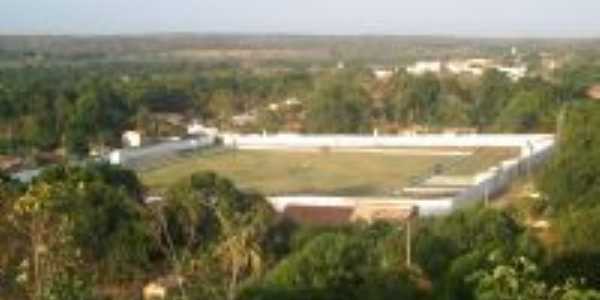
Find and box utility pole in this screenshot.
[405,206,418,268]
[406,217,411,267]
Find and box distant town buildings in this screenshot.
[187,120,219,136]
[446,58,493,76]
[372,67,397,81]
[540,52,560,71]
[495,65,528,81]
[232,111,258,127]
[406,58,527,81]
[406,61,442,76]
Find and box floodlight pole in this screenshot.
[527,140,534,180]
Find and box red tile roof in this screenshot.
[587,85,600,100]
[282,205,355,226]
[0,155,23,172]
[282,203,418,225]
[353,203,418,223]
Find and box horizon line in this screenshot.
[1,30,599,40]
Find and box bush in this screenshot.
[244,226,419,300]
[43,273,96,300]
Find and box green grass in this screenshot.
[140,148,518,196]
[445,148,520,175]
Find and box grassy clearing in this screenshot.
[140,148,518,196]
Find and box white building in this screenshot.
[187,120,219,136]
[446,61,482,76]
[444,58,527,81]
[540,52,559,71]
[232,112,258,127]
[372,69,395,81]
[446,59,493,76]
[495,65,528,81]
[109,150,122,165]
[268,103,280,111]
[284,97,302,106]
[406,61,442,76]
[122,131,142,148]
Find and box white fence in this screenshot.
[453,138,554,206]
[223,133,554,149]
[109,136,215,168]
[107,133,555,216]
[267,196,454,216]
[254,134,556,216]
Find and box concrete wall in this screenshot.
[259,134,556,216]
[109,136,215,167]
[223,133,554,149]
[453,139,555,207]
[108,133,553,217]
[268,196,454,216]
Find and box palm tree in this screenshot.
[213,210,264,300]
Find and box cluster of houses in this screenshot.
[366,47,560,82]
[121,120,219,149]
[370,59,528,82]
[112,95,307,167]
[405,58,528,81]
[110,120,220,167]
[232,97,304,128]
[372,67,401,81]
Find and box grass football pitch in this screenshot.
[140,148,517,196]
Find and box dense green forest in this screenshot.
[0,61,314,157]
[1,57,599,161]
[1,101,600,299]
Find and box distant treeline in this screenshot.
[2,34,600,64]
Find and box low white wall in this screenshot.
[109,136,215,167]
[453,140,555,206]
[224,133,554,149]
[261,134,556,216]
[268,196,454,216]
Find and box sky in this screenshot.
[1,0,600,37]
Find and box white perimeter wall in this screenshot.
[453,138,554,208]
[250,134,556,216]
[223,133,554,149]
[110,136,215,166]
[267,196,454,216]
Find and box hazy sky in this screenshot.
[2,0,600,37]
